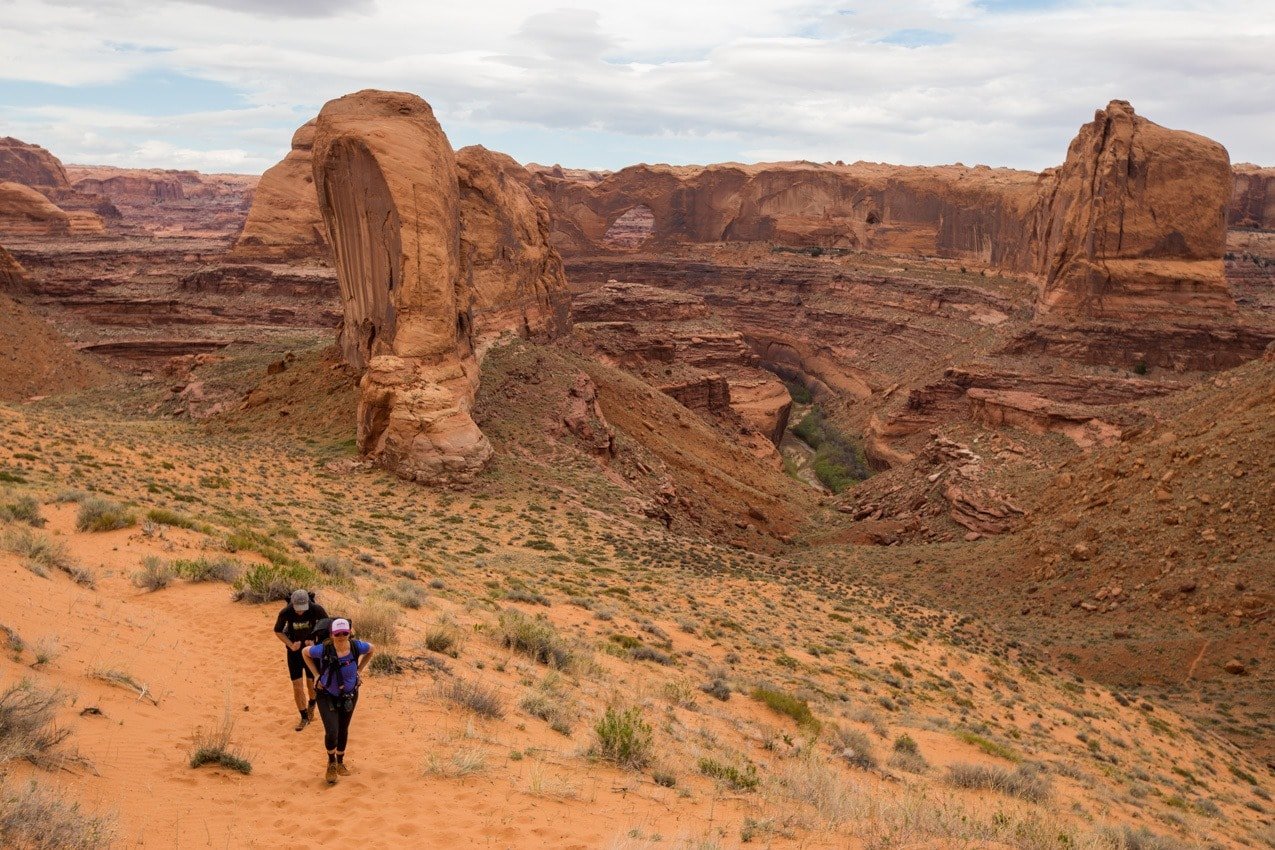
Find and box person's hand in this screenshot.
[290,641,301,651]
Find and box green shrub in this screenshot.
[752,686,820,732]
[232,563,319,604]
[131,556,174,592]
[173,555,242,583]
[955,730,1019,762]
[75,497,135,533]
[145,509,202,531]
[498,609,572,667]
[699,757,759,790]
[593,706,653,769]
[789,408,871,492]
[189,712,251,774]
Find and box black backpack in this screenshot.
[317,635,363,697]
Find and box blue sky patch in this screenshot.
[0,69,247,116]
[879,29,954,48]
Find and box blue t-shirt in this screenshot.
[306,640,371,694]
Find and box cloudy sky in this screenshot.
[2,0,1272,174]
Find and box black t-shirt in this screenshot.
[274,603,329,648]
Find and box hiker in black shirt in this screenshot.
[274,589,329,731]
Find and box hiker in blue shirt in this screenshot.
[302,618,374,784]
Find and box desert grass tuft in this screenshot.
[189,708,251,774]
[0,781,114,849]
[131,556,175,592]
[0,681,71,768]
[75,497,135,533]
[497,609,573,667]
[946,762,1050,802]
[752,685,820,731]
[173,555,242,583]
[592,706,653,770]
[438,677,505,719]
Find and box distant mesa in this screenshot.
[0,136,116,223]
[311,89,570,484]
[0,180,105,236]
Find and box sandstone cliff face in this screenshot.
[0,243,25,290]
[0,136,118,221]
[528,160,1040,265]
[456,145,571,344]
[1026,100,1234,322]
[66,165,257,237]
[312,90,570,484]
[233,121,327,258]
[1230,165,1275,230]
[0,180,105,235]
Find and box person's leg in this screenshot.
[334,692,357,774]
[316,693,340,783]
[304,669,317,719]
[287,651,310,730]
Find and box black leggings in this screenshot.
[315,691,359,753]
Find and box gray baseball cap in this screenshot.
[290,589,310,610]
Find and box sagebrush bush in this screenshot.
[831,725,877,770]
[2,529,91,586]
[593,706,653,770]
[0,781,114,849]
[498,609,572,667]
[131,556,174,592]
[75,497,135,533]
[439,678,505,719]
[947,762,1050,802]
[385,579,426,609]
[173,555,242,583]
[521,676,574,735]
[232,563,319,604]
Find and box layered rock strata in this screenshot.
[0,136,117,220]
[0,181,105,235]
[1230,165,1275,230]
[571,281,791,449]
[312,89,570,484]
[0,243,25,290]
[232,121,325,258]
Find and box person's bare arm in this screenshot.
[356,643,375,672]
[302,648,322,679]
[275,629,299,651]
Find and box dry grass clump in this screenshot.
[145,508,205,531]
[383,579,426,609]
[0,681,71,768]
[0,495,44,527]
[699,756,759,790]
[774,753,861,826]
[888,733,929,773]
[423,619,461,657]
[592,706,653,770]
[830,724,877,770]
[2,528,93,585]
[946,762,1051,803]
[75,497,135,533]
[173,555,242,583]
[353,599,400,647]
[498,609,573,667]
[0,781,114,849]
[424,747,487,778]
[438,677,505,720]
[90,668,158,705]
[520,674,575,735]
[189,708,251,774]
[132,556,175,592]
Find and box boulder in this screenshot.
[311,90,570,484]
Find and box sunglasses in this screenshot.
[332,631,351,636]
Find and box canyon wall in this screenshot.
[0,243,24,290]
[0,180,105,235]
[231,121,326,258]
[1230,165,1275,230]
[0,136,115,222]
[312,89,570,484]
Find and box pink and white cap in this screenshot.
[331,618,351,635]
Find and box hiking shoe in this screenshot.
[306,705,316,722]
[294,715,310,732]
[336,762,351,777]
[325,762,338,784]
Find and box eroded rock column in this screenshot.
[312,89,492,483]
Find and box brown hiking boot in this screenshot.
[336,762,351,776]
[325,762,338,784]
[294,714,310,732]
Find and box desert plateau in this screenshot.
[0,3,1271,849]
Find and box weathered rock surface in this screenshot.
[0,243,25,290]
[1230,164,1275,230]
[0,181,105,235]
[67,165,257,237]
[570,281,790,450]
[232,121,325,258]
[0,136,119,220]
[1027,100,1234,322]
[312,89,570,484]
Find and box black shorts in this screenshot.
[286,648,314,682]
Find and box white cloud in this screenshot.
[0,0,1271,173]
